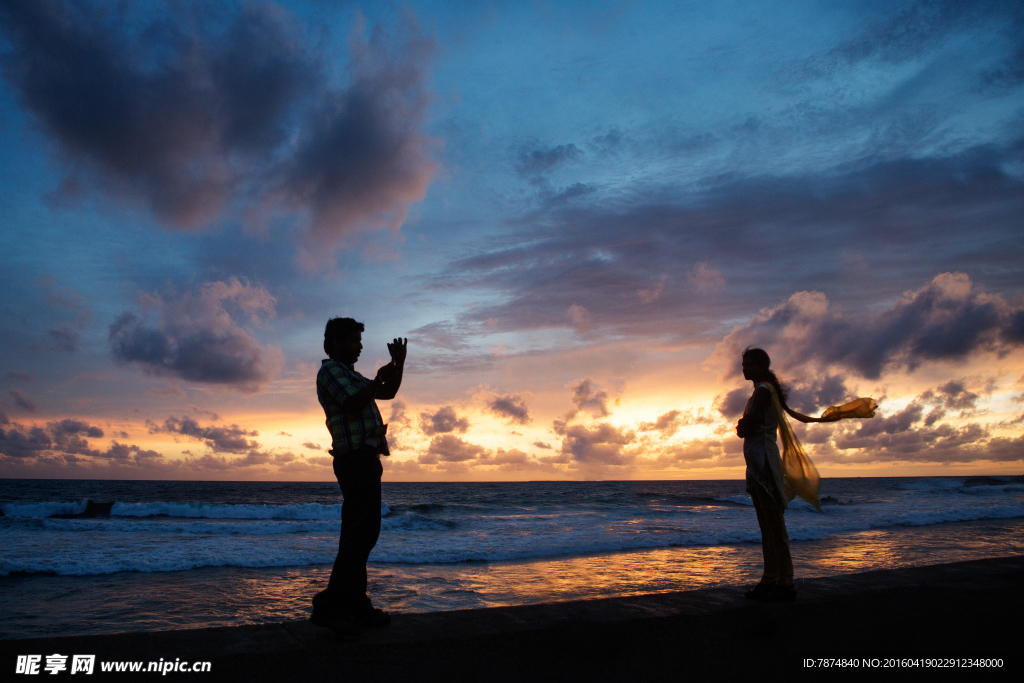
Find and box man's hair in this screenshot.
[324,317,364,356]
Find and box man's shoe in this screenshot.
[744,582,774,599]
[355,608,391,628]
[309,609,333,627]
[760,584,797,602]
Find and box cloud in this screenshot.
[713,273,1024,380]
[425,140,1024,349]
[283,16,438,251]
[38,274,85,309]
[47,326,79,353]
[516,142,582,176]
[785,375,851,414]
[910,378,984,425]
[149,415,260,453]
[715,388,749,419]
[0,423,331,477]
[9,389,36,411]
[0,0,313,227]
[682,373,1023,468]
[419,406,469,435]
[929,379,981,412]
[0,1,437,241]
[688,262,725,294]
[0,423,51,458]
[277,454,332,473]
[653,438,735,467]
[178,448,298,470]
[0,418,159,465]
[408,321,475,352]
[828,419,993,463]
[556,421,635,466]
[486,394,531,425]
[37,276,91,352]
[639,410,684,436]
[301,441,322,450]
[191,406,220,420]
[982,434,1024,461]
[478,447,543,471]
[179,453,236,471]
[387,400,410,425]
[636,278,665,305]
[419,433,487,463]
[797,379,1023,464]
[566,379,609,419]
[566,304,592,334]
[815,0,1018,72]
[844,402,923,439]
[109,278,282,392]
[92,442,163,463]
[637,408,715,436]
[52,419,104,439]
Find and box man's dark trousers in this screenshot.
[316,445,382,617]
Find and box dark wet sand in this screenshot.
[3,556,1021,680]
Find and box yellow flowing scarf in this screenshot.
[762,385,877,512]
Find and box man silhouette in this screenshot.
[311,317,407,633]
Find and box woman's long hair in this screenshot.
[742,347,788,407]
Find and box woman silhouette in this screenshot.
[736,347,876,601]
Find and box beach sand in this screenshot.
[3,555,1020,680]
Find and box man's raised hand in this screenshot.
[387,338,408,366]
[375,363,398,384]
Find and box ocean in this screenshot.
[2,476,1023,639]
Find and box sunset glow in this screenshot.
[1,0,1022,481]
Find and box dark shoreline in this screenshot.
[3,555,1021,680]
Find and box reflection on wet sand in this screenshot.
[374,517,1024,611]
[377,544,763,613]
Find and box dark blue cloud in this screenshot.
[283,18,438,248]
[486,394,531,425]
[516,142,582,176]
[0,0,437,242]
[716,388,748,419]
[555,421,635,466]
[108,278,282,392]
[9,388,35,411]
[419,433,485,463]
[428,141,1024,349]
[0,417,162,464]
[0,0,313,227]
[717,272,1024,380]
[419,406,469,435]
[149,415,259,453]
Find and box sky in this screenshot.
[0,0,1022,482]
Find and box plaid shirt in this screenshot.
[317,359,389,456]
